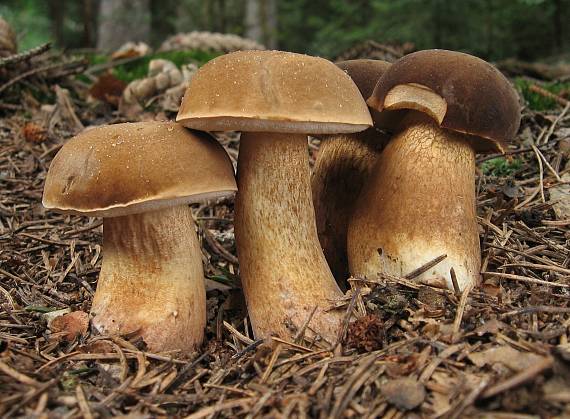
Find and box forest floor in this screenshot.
[1,46,570,418]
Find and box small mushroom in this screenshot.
[347,50,520,291]
[177,50,372,341]
[312,59,391,288]
[43,122,236,351]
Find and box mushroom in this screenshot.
[43,122,236,351]
[312,59,391,288]
[347,50,520,291]
[177,50,372,341]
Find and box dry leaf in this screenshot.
[381,377,426,410]
[50,311,89,342]
[111,41,151,60]
[89,73,127,106]
[549,172,570,220]
[468,346,544,372]
[471,319,504,336]
[21,122,48,143]
[80,340,114,354]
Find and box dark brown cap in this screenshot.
[176,50,372,134]
[43,122,237,217]
[336,59,391,130]
[367,49,521,152]
[336,59,391,100]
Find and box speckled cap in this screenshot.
[367,49,521,152]
[176,50,372,134]
[43,122,237,217]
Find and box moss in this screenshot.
[515,78,570,111]
[481,157,522,177]
[59,371,78,393]
[82,50,219,83]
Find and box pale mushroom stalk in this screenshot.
[236,132,343,341]
[92,205,206,351]
[348,113,480,290]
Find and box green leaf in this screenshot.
[25,305,58,313]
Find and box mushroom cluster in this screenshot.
[43,48,520,352]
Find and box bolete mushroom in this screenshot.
[347,50,520,291]
[43,122,236,351]
[312,59,391,288]
[177,50,372,341]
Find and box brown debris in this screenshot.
[89,73,127,106]
[381,377,426,410]
[496,58,570,80]
[335,39,414,62]
[21,122,48,143]
[346,314,385,352]
[0,16,17,57]
[49,311,89,342]
[468,345,545,372]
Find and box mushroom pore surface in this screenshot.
[236,132,344,342]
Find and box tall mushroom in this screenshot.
[312,59,391,288]
[43,122,237,351]
[177,50,372,341]
[347,50,520,291]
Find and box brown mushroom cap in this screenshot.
[367,49,521,152]
[176,50,372,134]
[336,59,391,102]
[43,122,236,217]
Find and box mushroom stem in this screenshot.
[312,129,387,288]
[91,205,206,351]
[348,114,481,290]
[235,132,343,341]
